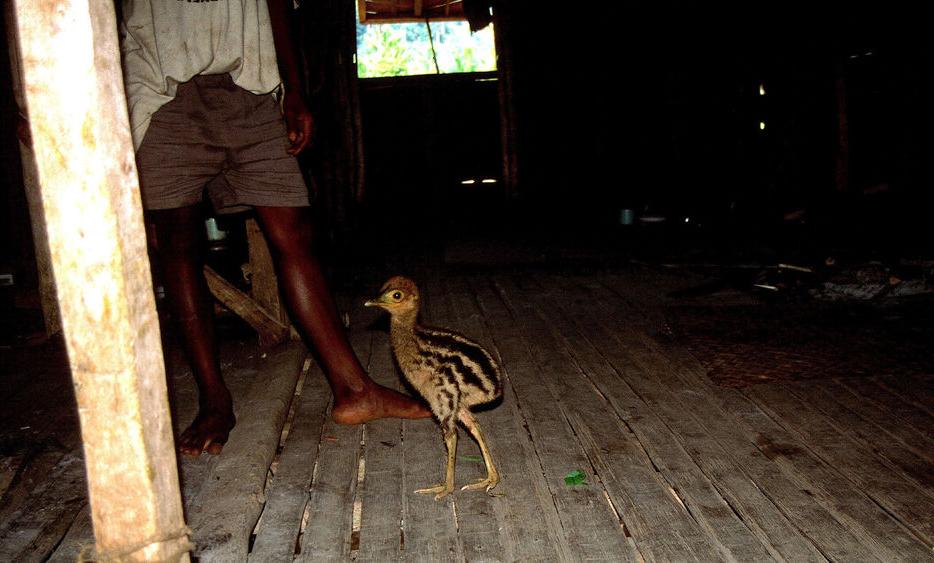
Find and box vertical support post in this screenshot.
[3,3,62,336]
[834,62,849,195]
[12,0,190,560]
[246,218,289,326]
[301,0,365,244]
[493,0,519,199]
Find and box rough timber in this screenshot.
[2,265,932,561]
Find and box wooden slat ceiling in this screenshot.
[358,0,465,23]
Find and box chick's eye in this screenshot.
[391,291,403,301]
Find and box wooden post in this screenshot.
[12,0,190,560]
[302,0,365,243]
[204,265,291,347]
[246,218,292,331]
[493,0,519,199]
[834,62,849,194]
[3,3,62,337]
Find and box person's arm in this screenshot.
[267,0,312,155]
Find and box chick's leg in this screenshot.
[458,410,499,492]
[415,430,457,500]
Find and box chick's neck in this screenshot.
[389,307,420,360]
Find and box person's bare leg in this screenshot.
[254,205,430,423]
[151,205,236,455]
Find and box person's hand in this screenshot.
[282,90,313,156]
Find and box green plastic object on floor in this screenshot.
[564,470,586,486]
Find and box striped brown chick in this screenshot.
[365,276,502,500]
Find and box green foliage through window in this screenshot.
[356,18,496,78]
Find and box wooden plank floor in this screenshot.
[1,265,933,561]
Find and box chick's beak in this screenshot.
[364,295,385,308]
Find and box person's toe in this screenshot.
[177,411,234,456]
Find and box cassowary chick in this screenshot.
[365,276,502,500]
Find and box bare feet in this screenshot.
[331,383,431,425]
[178,408,237,456]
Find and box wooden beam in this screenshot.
[245,218,294,338]
[3,4,61,337]
[187,343,307,560]
[357,0,466,23]
[358,15,465,24]
[834,62,849,194]
[204,265,290,348]
[493,0,519,199]
[357,0,368,23]
[12,0,190,560]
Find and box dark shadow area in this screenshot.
[666,291,934,387]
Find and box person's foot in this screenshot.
[331,383,431,424]
[178,407,237,456]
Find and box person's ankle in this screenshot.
[199,391,233,415]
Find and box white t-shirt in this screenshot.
[120,0,282,150]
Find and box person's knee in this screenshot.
[272,227,314,258]
[148,207,205,258]
[260,209,315,257]
[156,226,203,259]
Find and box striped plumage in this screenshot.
[366,276,502,499]
[401,325,503,422]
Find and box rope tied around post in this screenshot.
[77,526,193,562]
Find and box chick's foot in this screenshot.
[461,475,499,493]
[415,483,455,501]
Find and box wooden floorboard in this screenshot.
[46,502,92,561]
[3,263,934,562]
[564,277,833,562]
[355,340,407,562]
[804,379,934,465]
[0,448,85,562]
[840,377,934,443]
[491,274,708,562]
[875,372,934,416]
[726,385,932,560]
[249,357,330,563]
[0,445,71,537]
[296,332,369,561]
[174,338,263,519]
[395,273,465,562]
[592,274,928,560]
[744,382,934,545]
[433,278,508,562]
[189,341,306,561]
[475,275,640,561]
[529,273,783,562]
[430,275,568,562]
[783,380,934,489]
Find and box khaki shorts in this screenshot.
[136,74,310,212]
